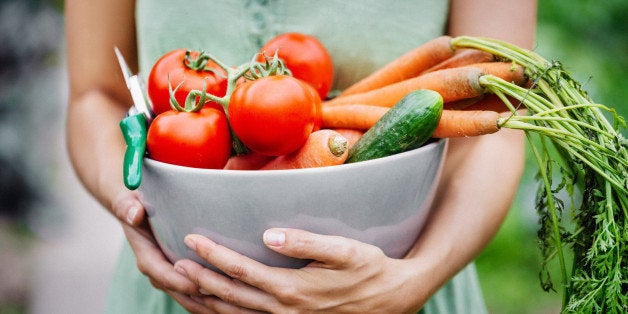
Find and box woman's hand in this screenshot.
[174,228,428,313]
[112,190,219,313]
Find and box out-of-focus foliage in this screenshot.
[0,0,62,224]
[535,0,628,134]
[476,1,628,313]
[0,1,63,313]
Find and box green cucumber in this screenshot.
[346,89,443,163]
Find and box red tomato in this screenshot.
[228,75,317,156]
[146,108,231,169]
[259,32,334,100]
[147,49,228,115]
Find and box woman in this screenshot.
[65,0,536,312]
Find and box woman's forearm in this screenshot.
[66,90,129,210]
[404,130,525,292]
[448,0,537,49]
[398,0,537,295]
[65,0,137,210]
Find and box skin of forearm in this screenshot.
[393,0,535,301]
[66,90,129,210]
[65,0,137,211]
[404,129,524,288]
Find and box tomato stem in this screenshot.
[168,79,186,111]
[183,50,228,74]
[168,78,206,113]
[181,51,292,156]
[186,52,290,112]
[244,51,292,80]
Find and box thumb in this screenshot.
[112,190,145,226]
[262,228,368,267]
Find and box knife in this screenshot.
[114,47,154,190]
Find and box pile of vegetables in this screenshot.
[137,32,627,312]
[144,33,449,171]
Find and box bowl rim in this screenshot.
[143,138,447,176]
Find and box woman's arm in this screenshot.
[65,0,137,204]
[174,0,537,312]
[449,0,537,49]
[402,0,538,299]
[64,1,210,312]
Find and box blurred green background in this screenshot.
[0,1,626,313]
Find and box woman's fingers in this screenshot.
[174,259,277,312]
[168,290,264,314]
[176,231,406,312]
[262,228,382,268]
[113,191,198,295]
[180,235,284,295]
[191,295,269,314]
[166,291,216,314]
[112,190,145,226]
[122,224,199,295]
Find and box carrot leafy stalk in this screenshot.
[452,36,627,313]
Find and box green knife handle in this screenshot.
[120,114,147,190]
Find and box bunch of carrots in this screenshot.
[320,35,525,137]
[246,35,627,313]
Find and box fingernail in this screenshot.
[126,206,139,224]
[174,265,187,277]
[263,229,285,247]
[184,235,197,250]
[199,288,211,295]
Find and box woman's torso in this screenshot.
[136,0,449,94]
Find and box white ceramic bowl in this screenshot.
[139,139,447,270]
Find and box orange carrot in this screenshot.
[332,128,364,148]
[321,104,388,130]
[260,130,349,170]
[446,94,524,113]
[421,49,495,74]
[325,62,526,107]
[444,96,483,110]
[224,151,275,170]
[459,94,515,112]
[432,110,500,138]
[463,62,528,86]
[319,102,499,138]
[339,36,455,96]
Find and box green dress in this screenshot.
[106,1,488,313]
